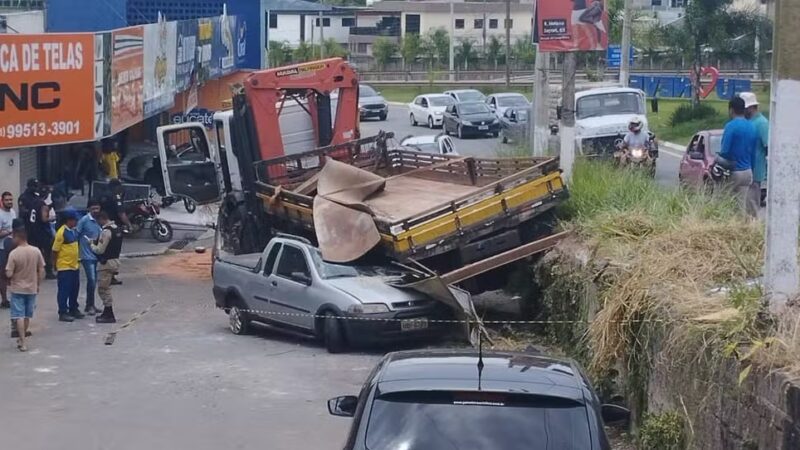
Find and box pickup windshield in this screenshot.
[461,103,491,115]
[456,91,485,102]
[309,250,411,279]
[497,95,529,107]
[576,92,644,120]
[429,96,455,107]
[366,391,592,449]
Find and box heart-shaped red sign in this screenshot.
[692,66,720,99]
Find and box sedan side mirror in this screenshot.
[601,404,631,425]
[328,395,358,417]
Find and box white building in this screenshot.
[265,0,354,49]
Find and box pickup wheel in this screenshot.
[229,304,251,335]
[323,311,347,353]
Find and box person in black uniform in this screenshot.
[90,211,123,323]
[19,179,55,279]
[99,179,129,285]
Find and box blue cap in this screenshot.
[62,207,79,221]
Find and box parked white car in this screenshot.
[409,94,455,129]
[444,89,486,103]
[486,93,531,120]
[399,134,459,155]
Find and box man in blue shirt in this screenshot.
[76,199,103,315]
[718,96,758,217]
[740,92,769,207]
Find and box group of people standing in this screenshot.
[0,181,126,352]
[718,92,769,217]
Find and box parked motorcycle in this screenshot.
[126,197,174,243]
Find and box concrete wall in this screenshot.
[535,239,800,449]
[3,10,44,33]
[269,13,352,47]
[0,150,22,198]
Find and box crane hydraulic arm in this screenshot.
[242,58,361,161]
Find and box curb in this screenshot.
[387,101,407,107]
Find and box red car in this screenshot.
[678,129,723,187]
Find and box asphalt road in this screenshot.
[361,104,683,187]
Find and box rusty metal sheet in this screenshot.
[313,159,386,262]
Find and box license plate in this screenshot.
[401,318,429,331]
[478,125,489,130]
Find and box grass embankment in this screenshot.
[558,161,797,406]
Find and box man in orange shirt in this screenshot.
[6,227,45,352]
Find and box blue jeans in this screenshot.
[10,293,37,319]
[56,270,80,315]
[82,260,98,308]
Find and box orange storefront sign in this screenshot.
[111,26,145,133]
[0,33,95,149]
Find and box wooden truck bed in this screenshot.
[253,135,567,263]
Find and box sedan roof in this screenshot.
[376,350,587,402]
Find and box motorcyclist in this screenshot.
[620,117,650,152]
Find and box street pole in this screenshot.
[449,1,455,81]
[483,0,487,55]
[619,0,632,86]
[559,52,576,180]
[319,11,325,59]
[531,47,550,155]
[764,0,800,314]
[505,0,511,87]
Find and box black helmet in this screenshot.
[26,178,39,190]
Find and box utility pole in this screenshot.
[449,1,455,81]
[764,0,800,314]
[619,0,632,86]
[482,0,487,55]
[531,0,549,156]
[559,52,576,180]
[505,0,511,87]
[319,11,325,59]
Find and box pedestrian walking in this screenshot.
[718,96,758,217]
[740,92,769,208]
[52,208,83,322]
[6,227,45,352]
[0,191,18,309]
[90,211,123,323]
[77,199,103,315]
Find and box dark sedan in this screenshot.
[359,84,388,121]
[328,349,630,450]
[442,102,500,139]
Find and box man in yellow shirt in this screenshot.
[102,139,121,180]
[52,208,83,322]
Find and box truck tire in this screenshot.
[229,303,252,335]
[323,311,347,353]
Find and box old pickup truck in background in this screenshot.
[212,234,454,353]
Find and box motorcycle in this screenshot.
[126,196,174,243]
[613,133,659,177]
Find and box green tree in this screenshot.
[512,34,536,68]
[422,28,450,69]
[372,37,398,70]
[486,35,504,70]
[322,38,349,58]
[400,33,422,70]
[293,41,315,62]
[454,38,478,71]
[268,40,292,67]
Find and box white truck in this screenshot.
[568,87,653,156]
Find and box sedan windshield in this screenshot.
[429,96,455,107]
[405,142,439,153]
[576,92,644,119]
[497,95,529,107]
[361,85,378,97]
[366,391,592,450]
[457,91,485,102]
[309,250,412,280]
[460,103,491,115]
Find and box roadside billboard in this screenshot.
[110,26,144,133]
[212,14,237,78]
[536,0,608,52]
[143,20,177,117]
[175,19,198,92]
[197,17,214,83]
[0,33,95,149]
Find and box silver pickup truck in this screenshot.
[212,235,453,353]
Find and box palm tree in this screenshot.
[486,35,504,70]
[512,34,536,69]
[455,39,478,71]
[400,33,422,71]
[372,37,398,70]
[322,38,348,59]
[268,40,292,67]
[293,41,315,63]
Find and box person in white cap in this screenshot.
[740,92,768,207]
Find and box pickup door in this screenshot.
[263,244,318,330]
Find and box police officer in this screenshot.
[99,179,129,285]
[89,211,124,323]
[19,179,55,279]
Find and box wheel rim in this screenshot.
[156,223,169,237]
[229,307,242,333]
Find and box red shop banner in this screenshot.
[536,0,609,52]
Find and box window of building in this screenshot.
[489,19,498,29]
[671,0,685,6]
[455,19,465,29]
[269,13,278,29]
[315,17,331,27]
[342,17,355,27]
[651,0,662,5]
[474,19,484,29]
[505,18,513,29]
[405,14,421,34]
[357,43,369,54]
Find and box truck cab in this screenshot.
[572,87,648,156]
